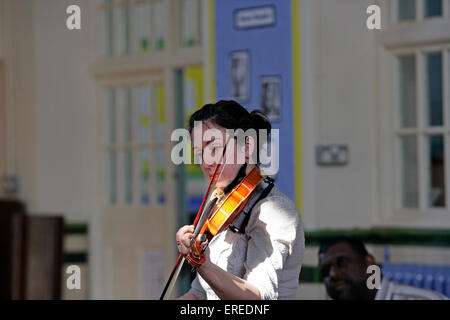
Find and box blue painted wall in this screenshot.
[215,0,295,200]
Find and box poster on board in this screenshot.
[260,76,281,122]
[230,51,250,102]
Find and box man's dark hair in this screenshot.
[319,236,369,258]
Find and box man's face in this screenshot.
[318,242,371,300]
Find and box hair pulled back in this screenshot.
[188,100,271,164]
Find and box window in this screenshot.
[151,1,165,50]
[93,0,205,299]
[134,1,151,52]
[376,0,450,219]
[396,0,446,21]
[395,49,449,210]
[105,84,167,207]
[101,0,167,56]
[398,0,416,21]
[112,0,130,55]
[425,0,443,17]
[181,0,201,47]
[101,0,203,56]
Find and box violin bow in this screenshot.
[159,134,233,300]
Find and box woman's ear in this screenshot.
[244,136,257,164]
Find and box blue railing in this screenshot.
[381,263,450,297]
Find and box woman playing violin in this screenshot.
[176,100,304,300]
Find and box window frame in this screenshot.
[94,0,205,209]
[100,0,203,57]
[393,45,449,212]
[391,0,450,23]
[377,0,450,226]
[393,45,449,215]
[102,76,170,209]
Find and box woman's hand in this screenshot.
[176,225,259,299]
[176,225,195,256]
[176,225,210,268]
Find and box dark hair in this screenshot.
[319,236,369,259]
[188,100,271,163]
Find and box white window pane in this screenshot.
[428,135,445,208]
[181,0,200,47]
[400,136,419,208]
[103,1,113,56]
[154,84,166,142]
[136,86,151,143]
[138,148,151,205]
[113,0,130,55]
[116,88,131,144]
[398,0,416,21]
[123,149,133,204]
[124,87,132,142]
[425,0,443,17]
[155,148,167,205]
[135,2,150,52]
[398,55,417,128]
[425,52,443,127]
[152,1,164,50]
[108,150,117,205]
[106,88,116,144]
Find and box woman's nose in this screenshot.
[202,160,216,169]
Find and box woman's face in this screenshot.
[191,121,250,189]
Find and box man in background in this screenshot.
[318,237,448,300]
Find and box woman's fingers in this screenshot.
[176,225,194,242]
[176,225,195,256]
[175,225,212,258]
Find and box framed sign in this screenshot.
[234,6,276,30]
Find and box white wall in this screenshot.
[1,0,37,208]
[2,0,101,222]
[32,0,101,222]
[302,0,380,229]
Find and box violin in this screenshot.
[186,167,263,268]
[159,143,264,299]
